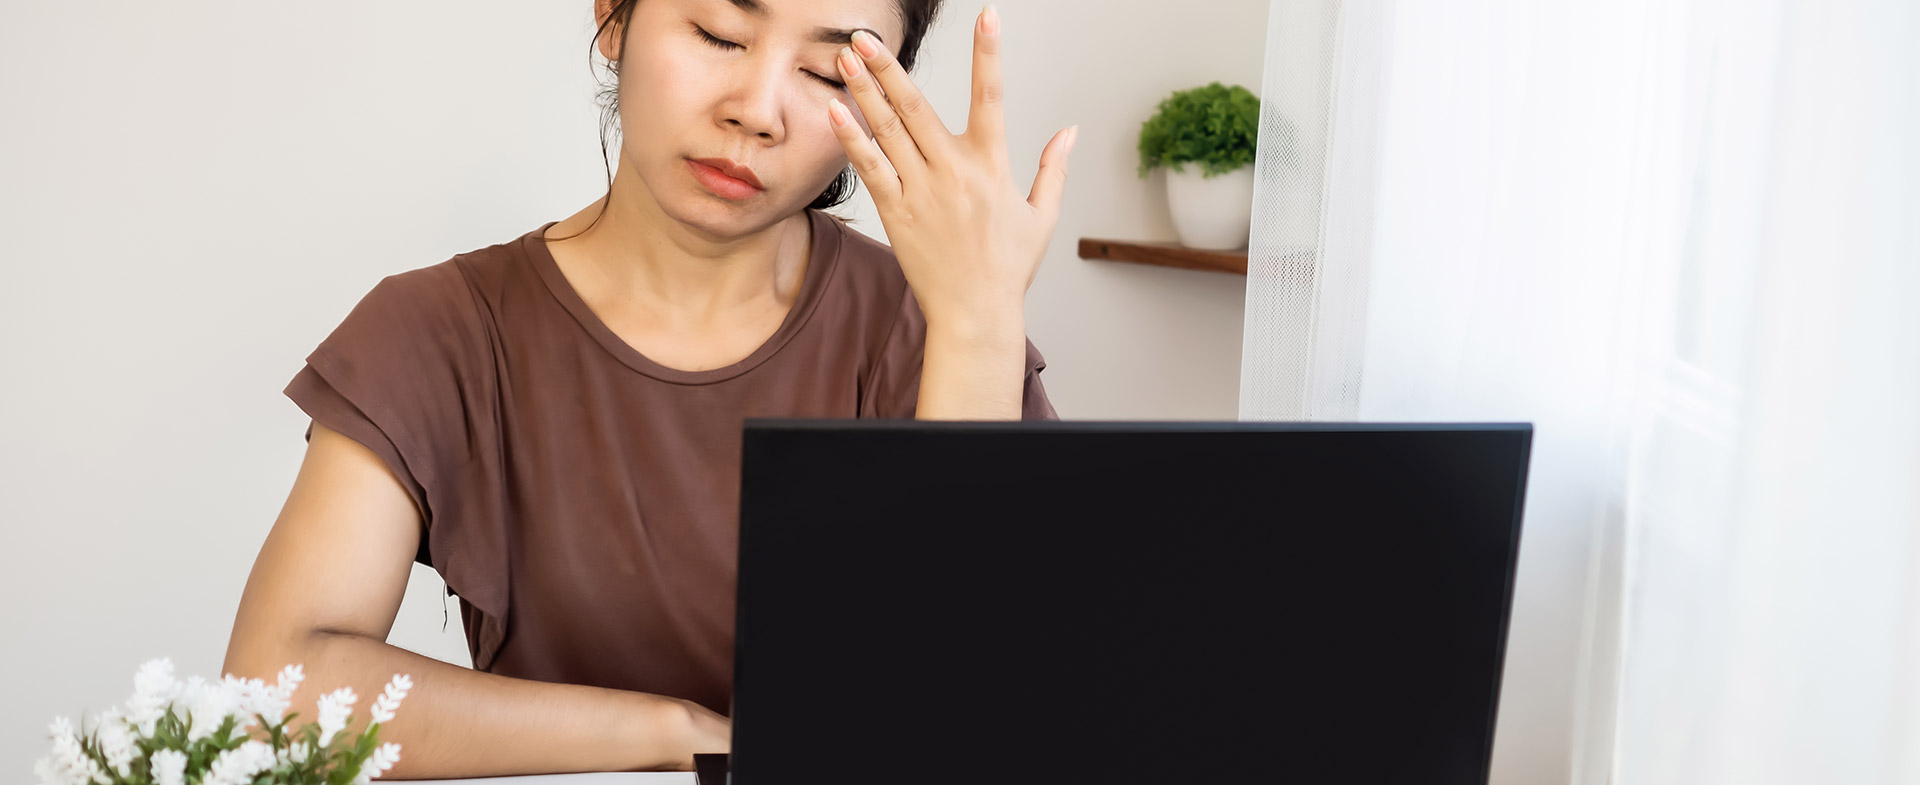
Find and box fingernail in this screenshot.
[838,46,862,77]
[852,30,881,58]
[983,4,1000,36]
[1066,125,1080,154]
[828,98,850,128]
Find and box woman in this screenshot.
[221,0,1076,777]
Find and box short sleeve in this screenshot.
[860,286,1060,420]
[285,365,432,565]
[282,261,512,668]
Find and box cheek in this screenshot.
[620,39,710,128]
[799,94,861,164]
[632,50,699,114]
[803,121,852,177]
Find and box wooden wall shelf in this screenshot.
[1077,237,1249,275]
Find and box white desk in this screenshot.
[413,773,696,785]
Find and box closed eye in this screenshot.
[693,26,848,91]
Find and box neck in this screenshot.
[547,157,811,323]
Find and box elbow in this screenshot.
[222,623,337,682]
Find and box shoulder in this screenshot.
[328,260,485,356]
[293,248,504,478]
[359,230,526,326]
[329,224,542,354]
[817,209,911,302]
[358,259,472,314]
[308,237,518,394]
[812,210,918,347]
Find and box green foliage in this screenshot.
[1136,82,1262,178]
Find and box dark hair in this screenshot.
[551,0,947,241]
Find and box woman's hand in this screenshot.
[632,694,731,772]
[827,5,1079,332]
[678,698,732,760]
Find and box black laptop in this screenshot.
[704,420,1532,785]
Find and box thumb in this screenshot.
[1026,125,1078,217]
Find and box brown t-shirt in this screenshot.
[283,207,1057,716]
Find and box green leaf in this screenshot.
[1135,82,1273,179]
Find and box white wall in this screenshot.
[0,0,1264,773]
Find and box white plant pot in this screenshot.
[1164,163,1255,250]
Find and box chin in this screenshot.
[670,195,785,237]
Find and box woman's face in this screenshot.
[599,0,903,233]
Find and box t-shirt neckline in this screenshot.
[523,207,844,385]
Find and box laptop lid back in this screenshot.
[732,420,1532,785]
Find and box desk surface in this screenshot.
[411,773,695,785]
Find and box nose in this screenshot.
[718,56,788,143]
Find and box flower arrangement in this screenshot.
[33,659,413,785]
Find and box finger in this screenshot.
[1026,125,1078,219]
[837,44,927,186]
[828,97,901,208]
[849,29,956,168]
[968,5,1009,173]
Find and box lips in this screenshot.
[688,158,764,190]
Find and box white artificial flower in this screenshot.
[368,674,413,724]
[94,708,139,777]
[173,675,208,734]
[263,664,305,725]
[175,674,206,704]
[148,749,188,785]
[351,742,403,785]
[185,675,240,742]
[202,740,276,785]
[125,658,181,736]
[288,740,313,764]
[316,686,357,748]
[37,717,106,785]
[221,674,270,731]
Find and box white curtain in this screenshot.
[1242,1,1920,784]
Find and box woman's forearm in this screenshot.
[226,630,698,778]
[915,307,1027,420]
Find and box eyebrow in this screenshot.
[720,0,886,45]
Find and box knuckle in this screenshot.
[897,93,927,118]
[979,81,1004,106]
[872,113,905,139]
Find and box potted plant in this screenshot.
[1136,82,1261,250]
